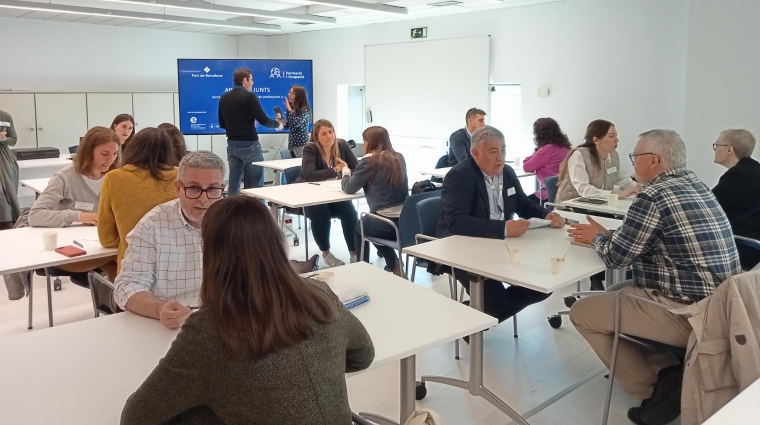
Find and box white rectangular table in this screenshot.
[16,154,72,170]
[17,155,72,207]
[20,178,50,195]
[0,262,495,425]
[420,166,535,180]
[252,157,303,185]
[548,196,634,218]
[402,210,621,424]
[242,182,365,259]
[0,225,117,329]
[703,378,760,424]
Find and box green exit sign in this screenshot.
[411,27,427,39]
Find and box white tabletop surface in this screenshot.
[403,211,622,294]
[252,157,303,171]
[20,178,50,194]
[703,378,760,424]
[0,262,495,425]
[16,154,73,170]
[419,166,535,179]
[242,181,365,208]
[0,225,117,275]
[554,196,633,216]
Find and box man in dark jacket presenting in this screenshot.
[218,68,282,195]
[437,125,565,323]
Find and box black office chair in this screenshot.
[735,235,760,271]
[544,175,559,210]
[68,145,77,154]
[279,150,292,160]
[431,154,449,183]
[32,267,89,328]
[278,166,305,244]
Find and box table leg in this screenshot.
[421,275,530,425]
[273,170,282,186]
[360,355,416,425]
[46,274,53,327]
[303,207,309,261]
[28,279,33,330]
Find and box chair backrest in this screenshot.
[398,191,441,249]
[88,271,118,316]
[416,196,442,238]
[545,175,559,203]
[279,150,292,160]
[283,166,301,185]
[68,145,78,154]
[735,235,760,252]
[435,154,448,169]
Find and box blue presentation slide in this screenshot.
[177,59,313,135]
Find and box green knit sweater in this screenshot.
[120,279,375,425]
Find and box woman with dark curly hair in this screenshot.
[522,117,572,203]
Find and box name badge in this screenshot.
[607,167,617,174]
[74,201,95,211]
[0,121,10,127]
[507,187,516,196]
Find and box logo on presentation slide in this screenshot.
[190,117,198,124]
[204,67,211,73]
[269,68,282,78]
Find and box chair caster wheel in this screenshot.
[293,236,299,246]
[54,279,62,291]
[415,381,427,400]
[564,296,577,308]
[548,315,562,329]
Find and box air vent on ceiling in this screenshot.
[428,0,462,6]
[294,21,315,25]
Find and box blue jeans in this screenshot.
[227,142,264,195]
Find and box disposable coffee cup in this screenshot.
[550,258,565,274]
[607,193,619,206]
[506,250,522,266]
[314,271,335,286]
[42,231,58,251]
[514,157,522,168]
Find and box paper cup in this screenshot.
[607,193,619,206]
[42,231,58,251]
[506,250,521,266]
[550,258,565,274]
[514,157,522,168]
[314,271,335,286]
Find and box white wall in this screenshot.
[0,18,238,92]
[268,0,690,159]
[683,0,760,186]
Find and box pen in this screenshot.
[308,182,320,185]
[73,240,84,248]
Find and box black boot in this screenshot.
[628,365,683,425]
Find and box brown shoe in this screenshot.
[392,263,407,279]
[290,255,320,274]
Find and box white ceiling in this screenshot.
[0,0,563,36]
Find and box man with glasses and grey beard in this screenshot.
[114,151,317,329]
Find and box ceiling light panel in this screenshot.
[0,0,281,31]
[97,0,336,24]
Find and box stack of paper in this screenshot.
[331,280,370,310]
[319,180,343,192]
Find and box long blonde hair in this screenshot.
[309,119,341,166]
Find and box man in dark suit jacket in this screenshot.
[446,108,487,167]
[712,129,760,269]
[437,125,566,323]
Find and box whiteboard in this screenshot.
[364,36,490,141]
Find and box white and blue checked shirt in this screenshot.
[114,199,202,309]
[592,168,741,303]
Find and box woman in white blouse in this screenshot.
[555,119,639,203]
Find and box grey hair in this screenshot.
[638,130,687,170]
[178,150,226,179]
[718,129,756,159]
[471,125,505,149]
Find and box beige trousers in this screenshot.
[569,283,692,399]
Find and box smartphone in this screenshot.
[564,218,579,225]
[576,197,608,205]
[274,106,283,120]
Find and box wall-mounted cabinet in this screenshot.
[86,93,133,129]
[35,93,88,152]
[0,93,37,149]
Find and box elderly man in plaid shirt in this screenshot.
[567,130,741,425]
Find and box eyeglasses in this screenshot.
[179,182,225,199]
[628,152,658,165]
[712,143,731,151]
